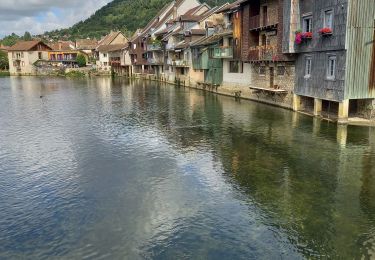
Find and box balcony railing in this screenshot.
[212,47,233,59]
[166,43,175,50]
[147,57,164,64]
[249,13,278,30]
[248,45,278,61]
[168,59,189,66]
[147,43,162,51]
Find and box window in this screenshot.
[327,55,336,80]
[305,56,312,77]
[277,66,285,76]
[229,61,243,73]
[38,52,42,59]
[303,16,313,32]
[103,53,107,58]
[104,62,108,66]
[259,66,266,76]
[133,43,137,49]
[324,10,333,29]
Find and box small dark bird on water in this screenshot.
[40,96,43,98]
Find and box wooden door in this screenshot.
[263,6,268,26]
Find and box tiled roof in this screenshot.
[76,39,98,49]
[97,44,127,53]
[98,31,127,46]
[49,41,75,51]
[7,40,52,51]
[215,0,246,13]
[190,31,231,47]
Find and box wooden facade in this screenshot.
[344,0,375,100]
[292,0,348,101]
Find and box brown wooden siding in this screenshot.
[233,10,242,60]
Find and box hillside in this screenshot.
[43,0,231,40]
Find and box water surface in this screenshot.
[1,77,375,259]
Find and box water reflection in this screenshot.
[0,77,374,259]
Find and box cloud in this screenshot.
[0,0,112,37]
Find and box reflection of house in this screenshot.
[7,40,52,75]
[96,31,128,71]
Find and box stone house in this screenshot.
[7,41,52,75]
[96,31,128,71]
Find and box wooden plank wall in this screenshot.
[344,0,375,99]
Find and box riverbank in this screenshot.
[0,71,10,76]
[129,73,375,127]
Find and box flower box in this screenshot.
[295,31,313,45]
[319,28,333,36]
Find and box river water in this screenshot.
[1,77,375,259]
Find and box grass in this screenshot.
[65,71,86,78]
[0,71,10,76]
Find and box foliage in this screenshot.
[41,0,231,40]
[0,50,8,70]
[23,31,32,41]
[76,54,87,67]
[0,71,10,77]
[1,33,20,46]
[65,70,86,78]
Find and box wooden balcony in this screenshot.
[249,14,278,31]
[248,45,278,62]
[249,15,260,30]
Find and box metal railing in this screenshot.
[212,47,233,59]
[147,43,162,51]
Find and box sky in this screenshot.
[0,0,112,38]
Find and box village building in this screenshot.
[128,0,202,75]
[75,39,98,60]
[285,0,375,122]
[48,41,88,67]
[96,31,128,72]
[7,40,52,75]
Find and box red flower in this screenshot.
[302,32,313,38]
[319,28,332,34]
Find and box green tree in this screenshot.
[1,33,20,46]
[23,31,32,41]
[0,50,9,70]
[76,54,87,67]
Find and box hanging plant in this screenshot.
[295,30,312,45]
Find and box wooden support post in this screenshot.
[314,98,322,116]
[338,99,349,123]
[293,94,301,111]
